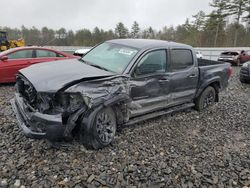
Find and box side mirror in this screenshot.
[0,56,8,61]
[135,63,162,76]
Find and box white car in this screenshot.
[73,48,91,57]
[217,51,240,66]
[196,51,203,59]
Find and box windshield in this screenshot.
[82,42,138,73]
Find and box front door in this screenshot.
[0,49,34,83]
[129,49,171,117]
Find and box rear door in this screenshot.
[129,49,171,117]
[0,49,34,82]
[168,48,199,105]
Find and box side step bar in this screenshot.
[124,103,195,126]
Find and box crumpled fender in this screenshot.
[79,92,130,148]
[195,76,221,98]
[82,92,130,133]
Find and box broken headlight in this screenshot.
[56,93,84,112]
[82,95,93,108]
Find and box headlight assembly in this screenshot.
[56,93,84,112]
[69,93,84,111]
[83,95,93,108]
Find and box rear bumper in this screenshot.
[11,94,64,139]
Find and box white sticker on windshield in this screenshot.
[118,49,136,56]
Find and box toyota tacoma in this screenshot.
[11,39,232,149]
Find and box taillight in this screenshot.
[228,66,233,77]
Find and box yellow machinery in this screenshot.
[0,31,25,52]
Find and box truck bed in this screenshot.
[196,58,231,95]
[198,58,226,66]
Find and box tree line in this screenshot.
[1,0,250,47]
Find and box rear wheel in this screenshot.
[195,86,216,111]
[240,77,246,83]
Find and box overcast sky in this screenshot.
[1,0,213,31]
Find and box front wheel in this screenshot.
[195,86,216,111]
[81,107,117,149]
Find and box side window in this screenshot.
[7,50,33,59]
[56,53,65,57]
[171,49,193,70]
[134,50,167,76]
[36,50,57,58]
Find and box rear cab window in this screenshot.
[170,49,194,71]
[221,52,239,56]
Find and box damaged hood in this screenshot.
[19,59,115,92]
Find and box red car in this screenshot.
[0,47,78,83]
[239,50,250,64]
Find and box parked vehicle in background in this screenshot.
[73,48,91,57]
[11,39,232,149]
[0,47,78,83]
[238,50,250,64]
[196,51,203,59]
[217,51,240,66]
[240,61,250,83]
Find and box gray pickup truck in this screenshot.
[11,39,232,149]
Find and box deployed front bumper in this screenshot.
[11,93,65,139]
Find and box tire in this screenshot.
[195,86,216,111]
[240,78,246,83]
[81,107,117,149]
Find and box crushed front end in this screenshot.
[11,75,87,141]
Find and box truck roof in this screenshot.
[107,39,192,50]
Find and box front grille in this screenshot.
[16,75,37,105]
[240,67,249,76]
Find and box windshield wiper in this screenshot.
[79,58,87,64]
[80,59,111,72]
[89,64,110,72]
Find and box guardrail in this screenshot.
[195,47,250,60]
[46,46,250,61]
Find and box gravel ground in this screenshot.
[0,67,250,188]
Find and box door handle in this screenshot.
[159,78,169,83]
[188,74,197,78]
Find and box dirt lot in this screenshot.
[0,67,250,188]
